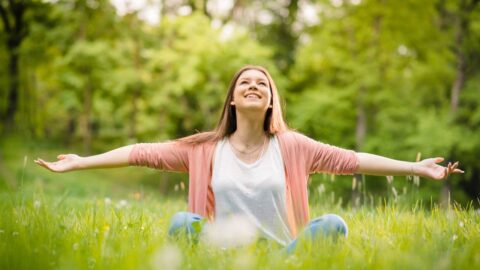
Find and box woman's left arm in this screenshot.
[355,153,464,180]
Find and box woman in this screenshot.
[35,65,462,250]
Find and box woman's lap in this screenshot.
[167,211,348,252]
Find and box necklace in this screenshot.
[228,135,268,161]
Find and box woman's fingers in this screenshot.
[439,161,464,179]
[35,158,60,172]
[452,162,463,173]
[34,158,46,167]
[420,158,464,180]
[35,159,51,170]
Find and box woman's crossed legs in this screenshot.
[168,211,348,253]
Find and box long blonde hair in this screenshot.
[179,65,289,144]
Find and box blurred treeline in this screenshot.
[0,0,479,206]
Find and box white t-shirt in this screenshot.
[211,136,293,246]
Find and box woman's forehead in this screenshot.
[238,69,268,81]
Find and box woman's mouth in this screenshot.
[245,93,261,99]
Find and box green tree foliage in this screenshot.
[1,0,479,204]
[289,0,480,204]
[143,13,276,140]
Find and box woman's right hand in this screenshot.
[35,154,83,173]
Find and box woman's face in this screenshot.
[231,69,272,114]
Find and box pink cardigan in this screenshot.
[129,131,358,236]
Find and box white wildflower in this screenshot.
[202,215,258,249]
[459,221,464,228]
[391,187,398,198]
[452,234,458,241]
[150,244,182,270]
[386,175,394,184]
[180,181,185,191]
[116,199,128,209]
[317,184,325,195]
[73,243,79,251]
[34,200,41,209]
[104,197,112,205]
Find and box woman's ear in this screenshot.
[230,101,235,106]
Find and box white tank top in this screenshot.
[211,136,293,246]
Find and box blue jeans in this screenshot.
[168,212,205,241]
[285,214,348,253]
[168,212,348,252]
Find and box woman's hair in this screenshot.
[179,65,289,144]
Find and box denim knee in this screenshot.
[285,213,348,254]
[309,213,348,237]
[168,211,204,236]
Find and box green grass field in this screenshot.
[1,189,479,270]
[1,137,479,270]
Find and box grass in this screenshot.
[1,188,479,270]
[1,136,479,269]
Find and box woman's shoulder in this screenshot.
[276,129,311,143]
[176,131,218,146]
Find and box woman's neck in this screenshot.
[230,113,266,147]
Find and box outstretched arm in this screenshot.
[35,145,134,173]
[355,153,464,180]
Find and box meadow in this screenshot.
[1,138,479,270]
[1,185,479,270]
[1,1,479,269]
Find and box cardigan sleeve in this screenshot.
[294,133,358,175]
[128,141,189,172]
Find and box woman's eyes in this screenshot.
[239,81,267,86]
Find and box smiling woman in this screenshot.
[35,65,463,251]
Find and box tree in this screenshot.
[438,0,480,205]
[0,0,29,131]
[288,0,474,205]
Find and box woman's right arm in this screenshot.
[35,145,134,173]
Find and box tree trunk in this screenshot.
[81,78,93,154]
[440,0,475,207]
[129,39,141,140]
[5,49,19,130]
[0,1,26,132]
[450,3,467,115]
[351,3,384,207]
[352,86,366,207]
[129,88,139,140]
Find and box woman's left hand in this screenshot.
[415,157,464,180]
